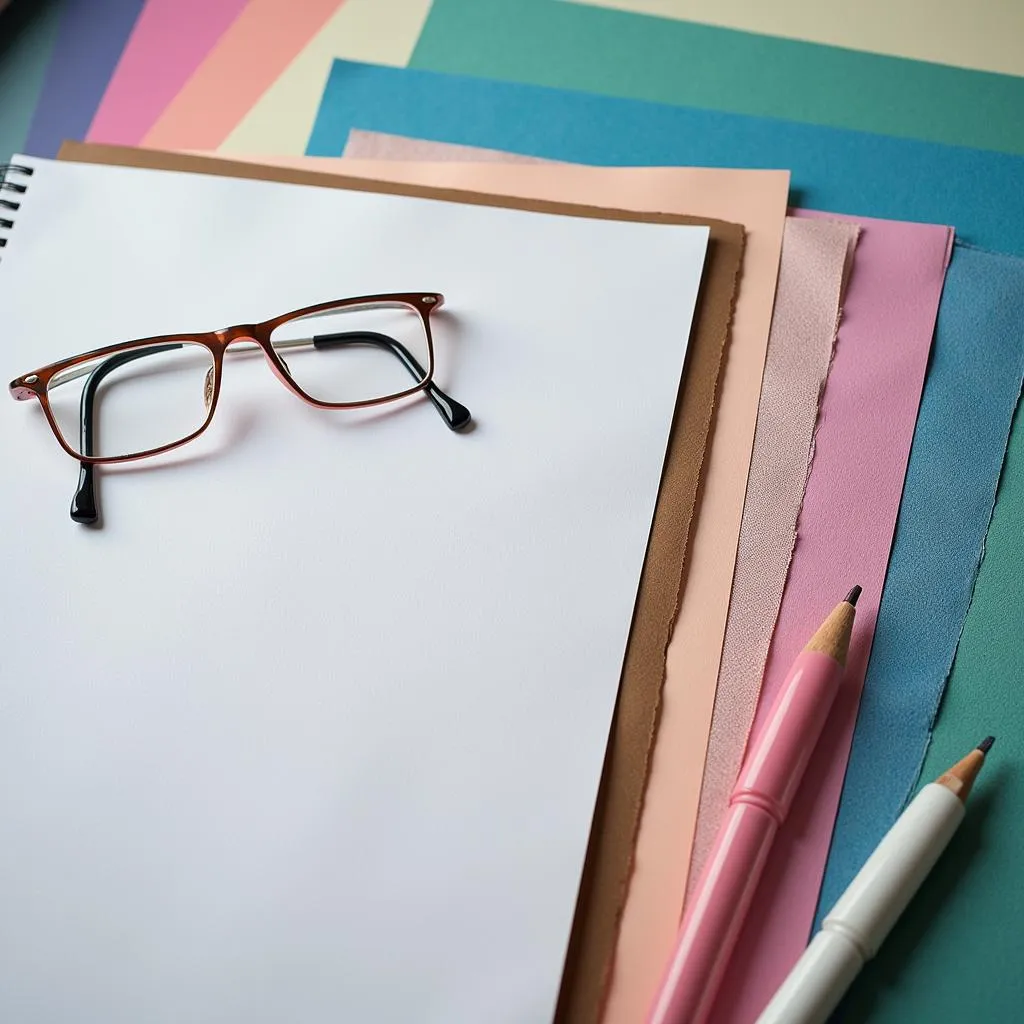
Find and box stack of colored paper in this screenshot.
[2,1,1023,1021]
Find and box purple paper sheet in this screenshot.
[23,0,145,158]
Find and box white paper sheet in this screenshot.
[0,158,707,1024]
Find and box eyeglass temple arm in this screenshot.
[311,331,471,431]
[71,344,183,525]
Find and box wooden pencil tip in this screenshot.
[845,585,862,607]
[936,742,992,802]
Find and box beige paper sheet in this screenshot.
[218,0,432,157]
[688,217,857,895]
[566,0,1024,76]
[212,148,788,1023]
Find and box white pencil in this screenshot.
[755,736,994,1024]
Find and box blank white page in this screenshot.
[0,157,707,1024]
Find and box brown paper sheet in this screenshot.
[58,141,744,1024]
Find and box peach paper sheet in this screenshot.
[223,149,787,1021]
[87,0,250,146]
[142,0,342,151]
[220,1,434,156]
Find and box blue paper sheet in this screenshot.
[306,61,1024,945]
[307,60,1024,257]
[23,0,144,158]
[816,243,1024,925]
[307,60,1024,256]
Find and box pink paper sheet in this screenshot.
[87,0,250,146]
[142,0,342,151]
[708,210,951,1023]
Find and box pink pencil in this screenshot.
[648,587,861,1024]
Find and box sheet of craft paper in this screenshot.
[563,0,1024,76]
[86,0,249,146]
[0,0,65,163]
[705,210,951,1024]
[305,60,1024,256]
[816,244,1024,928]
[142,0,341,151]
[207,149,787,1023]
[411,0,1024,155]
[841,363,1024,1023]
[685,216,857,899]
[22,0,144,158]
[220,0,432,157]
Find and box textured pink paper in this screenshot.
[87,0,250,146]
[343,128,550,163]
[707,210,952,1024]
[686,217,858,897]
[142,0,343,151]
[333,134,853,1023]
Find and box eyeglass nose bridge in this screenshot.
[216,327,301,396]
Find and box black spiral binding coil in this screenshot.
[0,163,34,252]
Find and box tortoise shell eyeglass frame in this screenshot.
[8,292,472,524]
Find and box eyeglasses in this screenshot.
[8,292,471,524]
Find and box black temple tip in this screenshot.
[425,382,472,432]
[70,463,99,525]
[978,736,995,754]
[445,395,472,431]
[844,585,862,607]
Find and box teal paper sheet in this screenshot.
[816,244,1024,934]
[841,397,1024,1022]
[306,61,1024,256]
[412,0,1024,156]
[0,0,66,164]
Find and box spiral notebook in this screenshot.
[0,155,710,1023]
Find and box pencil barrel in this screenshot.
[649,802,777,1024]
[734,650,841,817]
[823,783,963,955]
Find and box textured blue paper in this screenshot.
[816,243,1024,927]
[307,60,1024,256]
[23,0,144,158]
